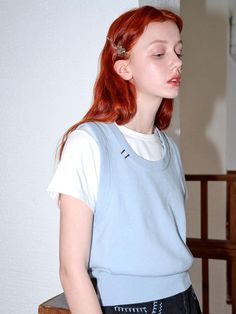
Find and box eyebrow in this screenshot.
[148,39,183,46]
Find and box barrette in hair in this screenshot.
[117,45,126,55]
[107,37,127,56]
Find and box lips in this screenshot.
[167,75,181,87]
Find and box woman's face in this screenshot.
[128,21,183,105]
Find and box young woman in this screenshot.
[48,5,202,314]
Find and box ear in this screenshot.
[113,60,132,81]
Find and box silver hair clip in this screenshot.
[117,45,126,55]
[107,37,127,56]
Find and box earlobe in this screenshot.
[114,60,132,81]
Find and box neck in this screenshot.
[124,96,162,134]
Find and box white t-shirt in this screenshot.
[47,124,164,212]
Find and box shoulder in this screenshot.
[62,127,99,161]
[76,122,114,148]
[77,121,112,134]
[62,122,115,162]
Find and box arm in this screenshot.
[59,194,102,314]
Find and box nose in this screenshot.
[170,53,183,72]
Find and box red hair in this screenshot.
[58,6,183,160]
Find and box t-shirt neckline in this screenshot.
[109,123,170,170]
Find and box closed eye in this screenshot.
[155,53,164,58]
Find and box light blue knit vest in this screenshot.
[77,122,193,306]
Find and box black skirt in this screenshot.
[102,285,202,314]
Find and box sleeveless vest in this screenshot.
[77,122,193,306]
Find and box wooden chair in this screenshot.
[186,172,236,314]
[38,293,70,314]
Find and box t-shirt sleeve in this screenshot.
[47,129,100,212]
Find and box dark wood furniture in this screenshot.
[38,293,70,314]
[186,172,236,314]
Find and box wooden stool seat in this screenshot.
[38,293,70,314]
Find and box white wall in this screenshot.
[0,1,138,313]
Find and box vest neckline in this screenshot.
[109,123,170,170]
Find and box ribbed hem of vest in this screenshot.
[93,271,192,306]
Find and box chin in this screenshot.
[159,88,180,99]
[163,91,179,99]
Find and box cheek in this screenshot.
[145,62,164,80]
[129,58,145,77]
[132,60,158,80]
[129,55,166,83]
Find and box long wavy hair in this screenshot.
[58,6,183,160]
